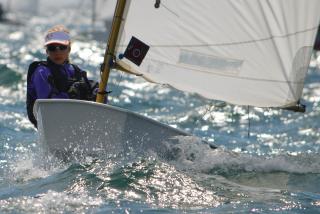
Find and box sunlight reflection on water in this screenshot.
[0,7,320,213]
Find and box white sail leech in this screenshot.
[115,0,320,108]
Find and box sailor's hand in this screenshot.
[67,83,80,99]
[68,81,88,99]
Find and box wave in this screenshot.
[0,65,22,87]
[1,138,319,211]
[158,136,320,174]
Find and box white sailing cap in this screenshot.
[44,31,70,46]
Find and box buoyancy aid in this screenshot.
[26,60,98,128]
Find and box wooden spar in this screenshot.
[96,0,127,103]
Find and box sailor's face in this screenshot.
[46,43,70,65]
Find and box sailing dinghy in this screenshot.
[34,0,320,159]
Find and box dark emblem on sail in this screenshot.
[154,0,161,8]
[123,36,150,66]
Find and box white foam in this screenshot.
[159,136,320,174]
[3,146,67,184]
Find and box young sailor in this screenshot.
[26,25,98,128]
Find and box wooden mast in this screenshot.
[96,0,127,103]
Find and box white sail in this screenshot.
[115,0,320,108]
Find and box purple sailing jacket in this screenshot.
[27,62,76,100]
[26,59,89,127]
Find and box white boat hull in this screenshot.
[34,99,191,160]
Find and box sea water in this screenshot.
[0,6,320,214]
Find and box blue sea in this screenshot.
[1,5,320,213]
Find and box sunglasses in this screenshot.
[47,44,68,52]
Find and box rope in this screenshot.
[247,106,251,138]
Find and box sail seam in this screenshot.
[118,26,318,48]
[146,58,305,84]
